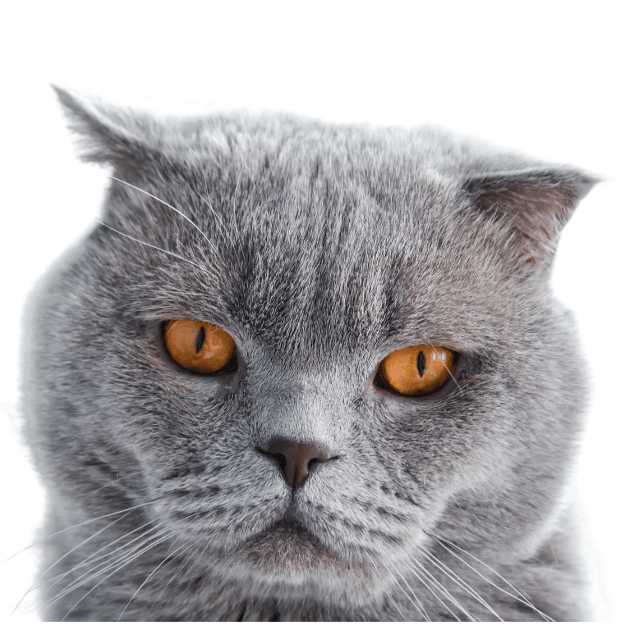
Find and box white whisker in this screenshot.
[364,552,407,621]
[44,520,157,590]
[96,221,206,271]
[110,177,216,251]
[432,534,553,622]
[409,551,476,621]
[45,527,168,608]
[417,546,502,621]
[150,542,202,617]
[393,556,461,621]
[88,469,144,496]
[421,334,461,392]
[196,190,240,252]
[59,532,173,621]
[433,534,537,607]
[12,512,142,616]
[5,500,156,565]
[117,541,188,621]
[382,559,429,621]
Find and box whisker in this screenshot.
[364,552,407,621]
[58,532,174,621]
[41,513,132,581]
[408,551,474,621]
[45,525,166,599]
[392,555,463,621]
[431,534,533,607]
[4,500,156,565]
[96,221,206,271]
[416,335,460,388]
[432,534,553,622]
[436,536,534,605]
[421,334,461,391]
[417,546,502,621]
[116,541,188,621]
[110,177,216,252]
[12,512,142,616]
[44,520,157,590]
[148,541,201,617]
[443,361,461,391]
[45,529,170,615]
[195,190,240,253]
[381,559,429,621]
[88,469,145,497]
[45,527,169,608]
[146,508,224,617]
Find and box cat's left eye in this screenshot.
[163,320,236,374]
[377,345,457,397]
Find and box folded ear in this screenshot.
[463,168,599,265]
[52,85,154,178]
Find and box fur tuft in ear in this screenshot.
[463,168,599,264]
[52,85,155,179]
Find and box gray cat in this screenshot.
[21,87,598,621]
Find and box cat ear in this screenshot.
[52,85,153,178]
[463,168,599,265]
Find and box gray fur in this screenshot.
[21,87,598,620]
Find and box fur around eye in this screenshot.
[163,320,236,374]
[378,346,456,396]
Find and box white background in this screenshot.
[1,1,623,621]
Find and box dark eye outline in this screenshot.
[160,321,239,375]
[374,347,460,398]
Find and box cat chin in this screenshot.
[238,518,341,566]
[208,519,385,604]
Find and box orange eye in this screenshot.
[378,345,456,396]
[163,320,236,374]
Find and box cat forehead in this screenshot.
[104,117,470,284]
[108,138,467,298]
[112,116,467,236]
[95,123,520,353]
[102,165,494,364]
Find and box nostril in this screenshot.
[307,457,320,471]
[272,452,287,471]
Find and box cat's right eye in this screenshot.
[163,320,236,374]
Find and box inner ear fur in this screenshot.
[463,168,599,264]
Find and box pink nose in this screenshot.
[264,438,332,489]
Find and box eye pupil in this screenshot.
[417,350,426,377]
[195,326,206,354]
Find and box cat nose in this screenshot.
[259,438,332,489]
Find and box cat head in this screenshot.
[23,87,596,606]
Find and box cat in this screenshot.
[20,86,598,621]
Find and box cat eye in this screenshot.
[163,320,236,374]
[377,345,456,396]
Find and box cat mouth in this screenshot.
[237,517,339,571]
[247,517,322,549]
[227,515,384,602]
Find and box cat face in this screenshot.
[22,88,596,616]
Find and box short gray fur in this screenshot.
[20,87,598,621]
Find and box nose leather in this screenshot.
[265,438,331,489]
